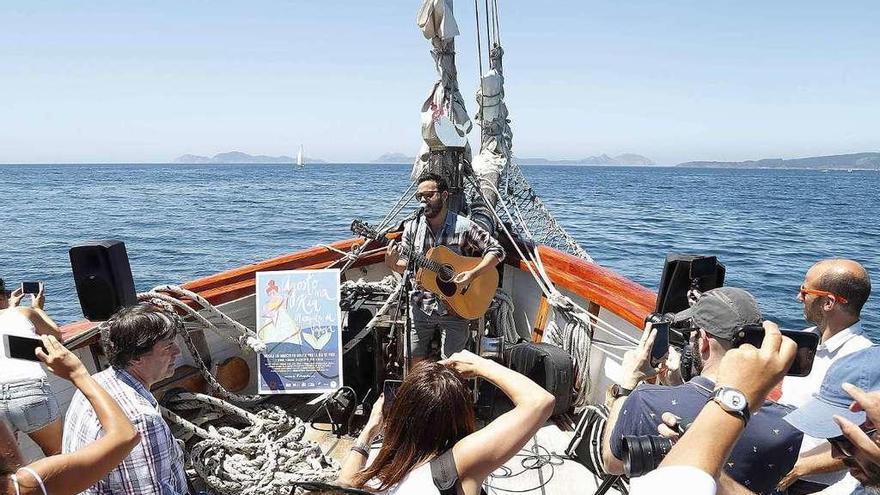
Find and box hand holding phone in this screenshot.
[2,334,48,362]
[382,379,403,417]
[732,324,819,377]
[650,320,671,367]
[21,282,41,295]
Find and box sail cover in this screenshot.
[413,0,473,180]
[473,44,512,206]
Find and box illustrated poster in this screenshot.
[256,269,342,394]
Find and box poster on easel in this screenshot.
[256,269,342,394]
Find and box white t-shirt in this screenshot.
[0,308,46,384]
[779,322,874,485]
[369,462,441,495]
[630,466,716,495]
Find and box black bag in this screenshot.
[477,341,574,419]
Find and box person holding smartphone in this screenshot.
[337,351,555,494]
[600,287,804,494]
[0,280,64,456]
[1,335,140,495]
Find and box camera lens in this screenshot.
[622,435,675,477]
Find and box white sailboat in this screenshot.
[296,144,304,168]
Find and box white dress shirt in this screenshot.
[780,321,874,486]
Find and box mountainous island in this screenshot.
[371,152,654,166]
[175,151,326,164]
[677,152,880,170]
[516,153,654,166]
[371,153,415,163]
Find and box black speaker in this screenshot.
[69,240,137,320]
[655,254,726,315]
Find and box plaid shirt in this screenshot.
[62,367,188,495]
[401,211,505,316]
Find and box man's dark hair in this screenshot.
[416,173,448,193]
[101,303,180,369]
[817,268,872,316]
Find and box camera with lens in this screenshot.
[621,434,676,477]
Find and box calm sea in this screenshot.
[1,163,877,337]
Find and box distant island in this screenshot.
[175,151,326,164]
[371,152,654,166]
[371,153,415,164]
[516,153,654,166]
[677,152,880,170]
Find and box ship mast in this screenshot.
[414,0,473,213]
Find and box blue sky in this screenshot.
[1,1,878,164]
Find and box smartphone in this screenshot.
[2,334,47,362]
[21,282,41,295]
[382,379,403,416]
[732,325,819,377]
[650,320,670,367]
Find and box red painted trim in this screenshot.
[60,235,656,347]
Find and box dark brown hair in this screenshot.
[416,173,449,193]
[100,303,180,369]
[352,362,475,490]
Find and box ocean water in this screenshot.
[1,163,877,337]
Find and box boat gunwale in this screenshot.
[59,236,655,347]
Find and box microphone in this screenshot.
[404,202,427,220]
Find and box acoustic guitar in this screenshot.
[350,219,499,320]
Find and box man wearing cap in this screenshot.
[601,287,804,494]
[778,259,873,493]
[784,346,880,495]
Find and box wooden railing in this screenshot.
[60,236,656,346]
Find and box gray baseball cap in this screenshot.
[674,287,762,340]
[785,346,880,438]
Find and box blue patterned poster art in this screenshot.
[256,269,343,394]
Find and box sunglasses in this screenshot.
[829,427,877,457]
[798,285,849,304]
[414,190,440,202]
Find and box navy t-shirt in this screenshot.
[609,376,803,495]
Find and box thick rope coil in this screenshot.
[147,285,266,353]
[488,289,520,344]
[162,392,339,495]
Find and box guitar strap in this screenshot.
[414,214,428,260]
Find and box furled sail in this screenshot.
[473,44,511,207]
[412,0,473,201]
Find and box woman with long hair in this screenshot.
[1,335,140,495]
[337,350,555,494]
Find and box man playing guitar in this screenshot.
[385,173,505,365]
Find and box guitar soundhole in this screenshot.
[436,265,458,297]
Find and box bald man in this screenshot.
[777,259,874,494]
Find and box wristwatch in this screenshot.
[711,387,750,425]
[610,383,633,399]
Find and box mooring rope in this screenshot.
[161,392,339,495]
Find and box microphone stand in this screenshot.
[401,205,423,377]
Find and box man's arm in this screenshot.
[778,444,846,491]
[601,394,629,475]
[601,325,659,475]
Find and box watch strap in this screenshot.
[611,384,633,399]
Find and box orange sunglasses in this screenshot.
[799,285,848,304]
